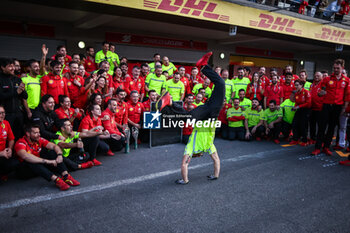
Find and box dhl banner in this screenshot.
[85,0,350,46]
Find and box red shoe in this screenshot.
[299,142,308,147]
[80,161,94,169]
[274,139,280,144]
[55,177,70,191]
[333,145,344,150]
[92,159,102,166]
[256,137,261,141]
[339,160,350,166]
[311,149,321,155]
[156,91,171,111]
[289,140,299,145]
[196,51,213,68]
[106,150,115,156]
[64,174,80,186]
[323,147,333,156]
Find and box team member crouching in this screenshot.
[218,98,231,140]
[15,124,80,191]
[244,98,265,141]
[53,119,105,171]
[263,100,283,144]
[227,98,246,141]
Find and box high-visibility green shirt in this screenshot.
[95,50,115,75]
[192,84,212,98]
[263,108,283,124]
[52,131,80,157]
[165,79,185,101]
[162,62,177,77]
[245,108,264,127]
[145,73,166,96]
[224,79,234,103]
[193,101,204,107]
[239,98,252,110]
[148,62,156,73]
[21,74,41,109]
[227,107,246,127]
[280,99,296,124]
[109,52,120,75]
[304,81,312,91]
[232,77,250,98]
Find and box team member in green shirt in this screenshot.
[221,69,235,103]
[165,72,185,101]
[263,100,283,144]
[227,98,246,141]
[232,67,250,98]
[238,89,252,110]
[193,93,204,107]
[162,56,177,77]
[145,65,166,97]
[22,60,41,113]
[192,78,212,98]
[95,41,115,75]
[299,70,312,91]
[280,91,296,140]
[148,53,161,73]
[244,98,265,141]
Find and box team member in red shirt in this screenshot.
[51,45,72,66]
[64,62,85,106]
[127,91,144,129]
[264,75,284,109]
[309,71,324,144]
[98,61,114,89]
[111,67,125,92]
[41,60,69,104]
[74,75,97,110]
[246,72,265,102]
[140,63,149,81]
[289,80,311,146]
[312,59,350,156]
[281,65,299,82]
[55,54,70,74]
[143,90,158,112]
[178,66,191,95]
[113,89,128,133]
[55,95,83,130]
[218,98,231,140]
[182,94,197,144]
[258,66,270,85]
[125,66,145,101]
[280,72,296,101]
[101,99,126,155]
[15,124,79,191]
[84,46,97,73]
[188,67,204,90]
[0,106,18,177]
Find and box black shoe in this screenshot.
[175,179,189,185]
[207,175,218,180]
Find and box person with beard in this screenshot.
[192,78,212,98]
[143,90,157,112]
[84,46,97,73]
[280,72,296,101]
[15,124,79,191]
[309,72,324,144]
[162,56,177,77]
[51,45,72,66]
[140,63,149,81]
[0,58,28,139]
[280,92,296,141]
[120,62,130,80]
[178,66,191,95]
[125,66,145,101]
[264,75,284,109]
[148,53,161,73]
[244,98,265,141]
[263,100,283,144]
[232,67,250,98]
[165,72,185,101]
[238,89,252,110]
[218,98,231,140]
[13,59,22,77]
[64,61,85,106]
[113,89,129,134]
[145,65,166,97]
[227,98,246,141]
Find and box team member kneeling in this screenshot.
[15,124,80,191]
[244,98,265,141]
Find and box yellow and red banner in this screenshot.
[86,0,350,46]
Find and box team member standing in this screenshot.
[289,80,311,146]
[148,53,161,73]
[221,69,235,103]
[162,56,177,77]
[178,66,191,95]
[109,43,120,75]
[125,66,145,101]
[22,59,41,112]
[165,72,185,101]
[264,75,284,109]
[145,65,166,97]
[95,41,114,75]
[280,92,296,140]
[84,46,97,73]
[232,67,250,98]
[309,71,324,144]
[51,45,72,66]
[64,62,85,106]
[245,72,264,103]
[280,72,295,101]
[263,100,283,144]
[192,78,212,98]
[299,70,312,91]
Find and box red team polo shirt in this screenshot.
[125,77,145,96]
[51,54,72,66]
[0,120,14,151]
[280,80,295,100]
[143,99,151,112]
[41,73,69,104]
[264,84,284,105]
[101,108,122,135]
[309,82,324,111]
[294,88,311,108]
[115,101,128,125]
[78,115,102,132]
[64,74,85,104]
[15,136,49,161]
[320,74,350,105]
[180,77,191,94]
[127,101,144,124]
[246,83,265,101]
[55,107,82,120]
[84,56,97,73]
[218,103,232,125]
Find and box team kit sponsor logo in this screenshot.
[143,111,221,129]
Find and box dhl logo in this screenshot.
[250,13,302,35]
[315,28,350,43]
[144,0,229,22]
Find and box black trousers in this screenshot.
[228,127,245,141]
[316,104,342,149]
[100,136,126,152]
[0,157,19,175]
[247,125,265,141]
[220,123,229,139]
[281,121,292,138]
[16,149,68,181]
[182,134,190,144]
[267,122,282,140]
[162,65,225,120]
[292,108,310,143]
[309,110,321,140]
[5,111,24,140]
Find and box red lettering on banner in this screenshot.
[315,28,349,43]
[250,13,301,35]
[144,0,229,21]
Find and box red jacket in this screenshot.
[127,101,144,124]
[218,103,232,125]
[143,99,151,112]
[101,108,122,135]
[125,76,145,96]
[320,74,350,105]
[264,84,284,106]
[115,101,128,125]
[180,76,191,94]
[280,81,295,100]
[246,83,265,101]
[78,114,102,132]
[295,88,311,108]
[84,56,97,73]
[55,107,82,120]
[310,81,323,111]
[65,73,85,105]
[41,73,69,104]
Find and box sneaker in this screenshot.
[196,51,213,68]
[323,147,333,156]
[106,150,114,156]
[175,179,189,185]
[339,160,350,166]
[80,161,94,169]
[64,174,80,186]
[207,175,218,180]
[156,91,171,111]
[92,159,102,166]
[333,145,345,150]
[299,142,308,147]
[290,140,299,145]
[311,149,321,155]
[273,139,280,144]
[55,177,70,191]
